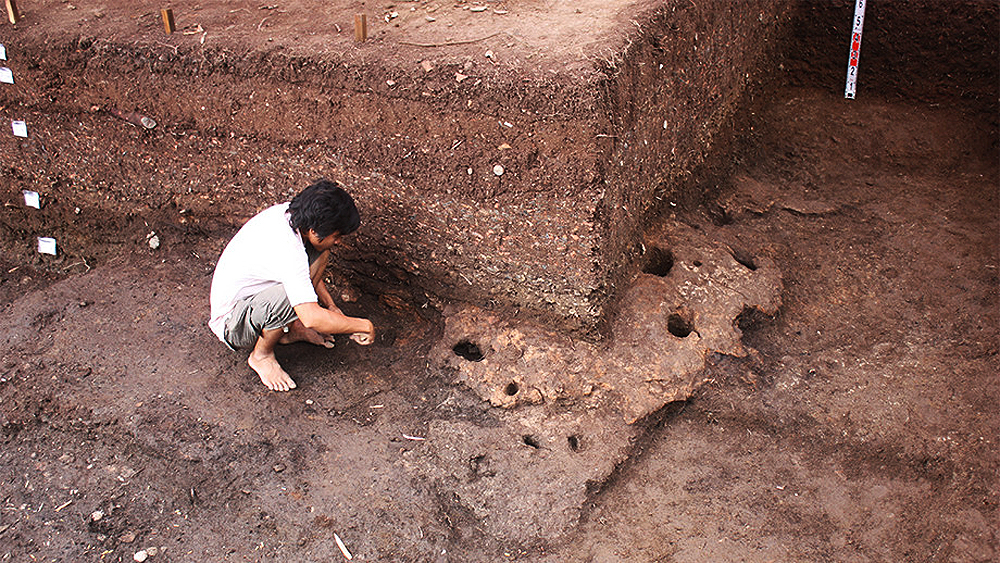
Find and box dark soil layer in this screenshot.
[1,1,998,562]
[786,0,999,109]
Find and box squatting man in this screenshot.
[208,179,376,391]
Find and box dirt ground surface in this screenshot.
[2,1,999,563]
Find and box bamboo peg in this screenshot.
[6,0,20,24]
[161,8,175,34]
[354,14,367,42]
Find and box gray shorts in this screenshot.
[222,245,322,350]
[223,284,298,350]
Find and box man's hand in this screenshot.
[349,320,376,345]
[349,333,373,345]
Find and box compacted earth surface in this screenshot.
[544,89,998,562]
[1,2,998,563]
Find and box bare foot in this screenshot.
[248,351,297,391]
[279,320,335,348]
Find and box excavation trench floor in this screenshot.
[1,81,996,561]
[543,89,999,562]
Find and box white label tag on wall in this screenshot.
[23,190,40,209]
[0,44,6,60]
[0,67,12,84]
[37,237,57,256]
[11,120,27,137]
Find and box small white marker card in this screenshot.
[11,120,27,137]
[0,44,6,60]
[0,67,12,84]
[22,190,40,209]
[37,237,57,256]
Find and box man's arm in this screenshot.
[308,250,343,313]
[294,301,375,344]
[314,277,342,313]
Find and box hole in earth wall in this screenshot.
[728,246,758,271]
[453,340,485,361]
[642,247,674,277]
[667,312,694,338]
[522,435,540,449]
[567,435,582,452]
[504,382,520,396]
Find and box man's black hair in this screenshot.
[288,179,361,239]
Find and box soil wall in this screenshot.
[3,1,790,334]
[785,0,999,112]
[596,1,790,327]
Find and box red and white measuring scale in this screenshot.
[844,0,867,99]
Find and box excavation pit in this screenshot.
[0,1,995,561]
[0,0,796,335]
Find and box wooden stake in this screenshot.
[161,8,175,34]
[5,0,20,24]
[354,13,367,42]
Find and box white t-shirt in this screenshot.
[208,203,318,341]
